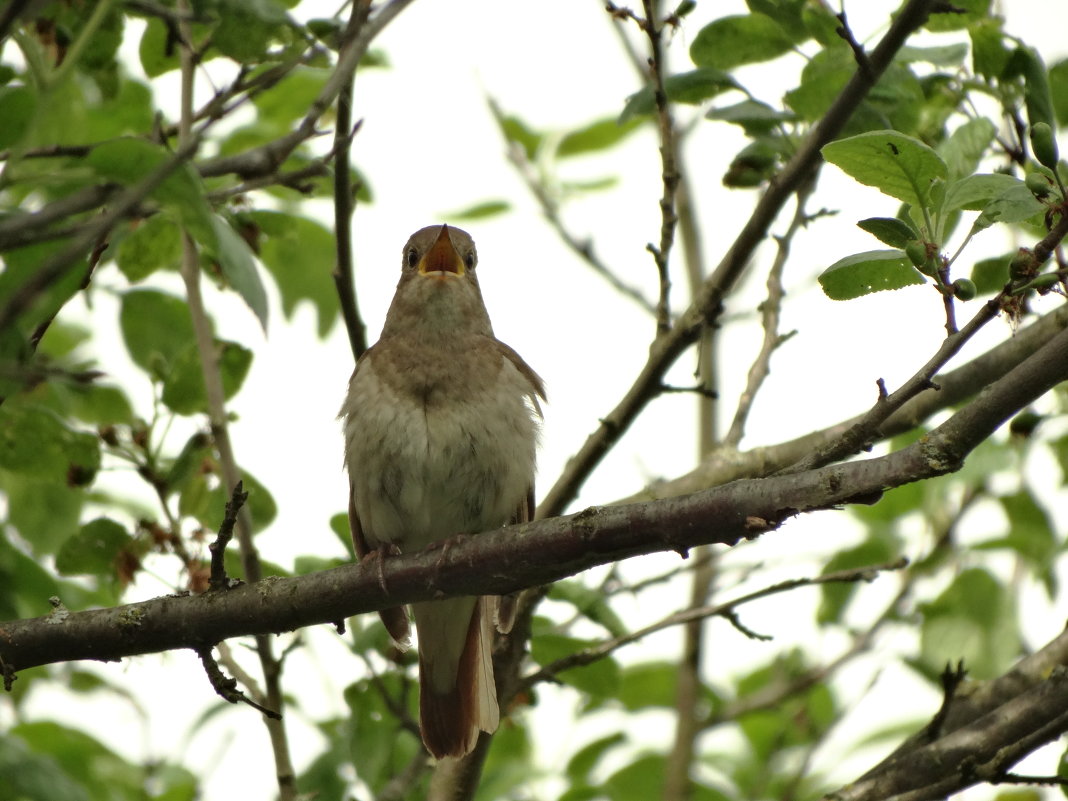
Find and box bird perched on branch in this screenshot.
[341,224,544,759]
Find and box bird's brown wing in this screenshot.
[493,484,535,636]
[349,481,412,649]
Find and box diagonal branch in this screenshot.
[2,314,1065,674]
[539,0,941,518]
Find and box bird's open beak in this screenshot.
[418,224,464,277]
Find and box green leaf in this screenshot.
[139,17,179,77]
[942,173,1020,212]
[925,0,989,31]
[896,43,969,66]
[88,139,214,246]
[442,200,511,221]
[558,117,643,157]
[116,214,182,282]
[856,217,918,248]
[1017,46,1056,130]
[818,250,925,300]
[0,732,89,801]
[206,215,269,331]
[616,661,678,710]
[494,112,542,160]
[705,99,797,134]
[549,580,626,636]
[0,85,37,150]
[784,45,852,122]
[919,568,1019,679]
[566,733,626,785]
[975,490,1058,596]
[119,289,197,380]
[970,254,1011,295]
[1050,58,1068,128]
[161,339,253,415]
[818,537,898,624]
[621,68,738,123]
[248,211,339,337]
[969,17,1010,80]
[530,629,620,698]
[690,14,793,70]
[972,183,1045,232]
[938,117,997,180]
[329,511,354,557]
[604,754,666,801]
[822,131,949,208]
[55,518,131,576]
[0,470,84,555]
[251,67,329,135]
[0,404,100,483]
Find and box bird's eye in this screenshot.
[464,252,476,270]
[406,248,419,268]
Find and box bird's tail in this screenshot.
[415,596,500,760]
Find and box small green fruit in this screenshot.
[1009,248,1036,281]
[1025,171,1053,198]
[952,278,977,301]
[904,240,927,269]
[1029,122,1060,171]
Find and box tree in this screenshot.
[1,0,1067,799]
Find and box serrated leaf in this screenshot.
[856,217,917,248]
[55,518,131,576]
[690,13,793,70]
[822,131,948,208]
[818,249,925,300]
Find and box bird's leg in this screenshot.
[362,543,404,595]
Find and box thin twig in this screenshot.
[640,0,680,336]
[724,183,812,447]
[175,4,296,795]
[784,207,1068,475]
[519,559,908,690]
[209,481,248,592]
[332,2,370,362]
[490,100,657,316]
[196,646,281,719]
[539,0,941,518]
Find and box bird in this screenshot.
[340,223,544,760]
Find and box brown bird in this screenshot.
[341,224,544,760]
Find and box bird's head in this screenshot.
[382,224,493,338]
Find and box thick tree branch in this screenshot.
[827,628,1068,801]
[539,0,939,517]
[2,317,1065,675]
[624,301,1068,503]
